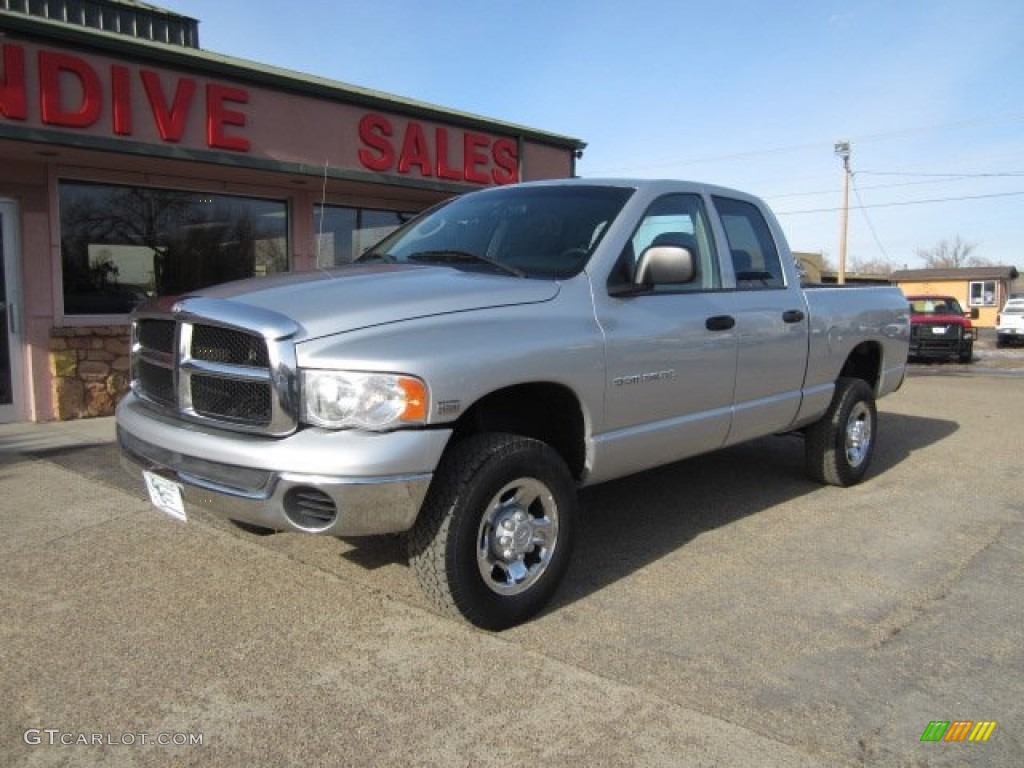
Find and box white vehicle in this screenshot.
[996,298,1024,347]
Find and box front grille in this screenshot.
[138,358,175,406]
[191,325,270,367]
[191,374,272,425]
[913,323,961,340]
[138,319,176,353]
[130,302,297,435]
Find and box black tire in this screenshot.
[957,343,973,363]
[996,336,1007,349]
[805,377,877,487]
[408,433,577,630]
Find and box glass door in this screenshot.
[0,200,25,422]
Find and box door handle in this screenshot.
[705,315,736,331]
[783,309,805,324]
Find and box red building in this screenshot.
[0,1,584,422]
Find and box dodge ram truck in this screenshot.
[117,179,910,629]
[906,294,974,362]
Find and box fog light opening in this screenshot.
[283,487,338,531]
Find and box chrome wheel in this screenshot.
[805,377,877,487]
[409,433,577,630]
[845,401,873,468]
[476,477,559,596]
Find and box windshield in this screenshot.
[909,298,964,316]
[359,185,634,279]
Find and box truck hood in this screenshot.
[192,264,561,340]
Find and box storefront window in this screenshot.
[59,181,288,315]
[314,205,416,267]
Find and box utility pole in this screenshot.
[834,141,851,285]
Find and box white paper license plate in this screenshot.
[931,326,948,334]
[143,471,186,522]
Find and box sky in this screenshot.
[162,0,1024,271]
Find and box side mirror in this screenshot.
[633,245,696,287]
[969,308,979,319]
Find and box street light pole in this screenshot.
[834,141,851,285]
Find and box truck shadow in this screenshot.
[17,411,959,621]
[546,411,958,613]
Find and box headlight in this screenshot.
[301,370,428,430]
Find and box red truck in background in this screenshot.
[906,295,975,363]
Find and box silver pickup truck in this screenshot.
[117,179,909,629]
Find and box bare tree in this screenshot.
[849,256,894,276]
[915,236,991,268]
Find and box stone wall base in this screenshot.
[49,326,131,420]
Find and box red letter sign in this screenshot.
[462,132,491,185]
[397,121,432,176]
[206,84,250,151]
[358,113,394,171]
[141,70,196,142]
[0,44,27,121]
[110,64,132,135]
[492,137,519,185]
[39,51,102,128]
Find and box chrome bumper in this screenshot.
[116,395,449,536]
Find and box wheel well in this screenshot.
[449,383,586,481]
[839,342,881,390]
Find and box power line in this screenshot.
[775,190,1024,216]
[851,173,890,261]
[858,170,1024,178]
[584,112,1024,175]
[769,175,999,200]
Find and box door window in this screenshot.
[713,196,785,290]
[613,193,720,291]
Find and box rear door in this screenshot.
[711,195,809,445]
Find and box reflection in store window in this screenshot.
[314,205,417,267]
[59,181,288,315]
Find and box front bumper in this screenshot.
[116,393,451,536]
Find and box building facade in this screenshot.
[0,3,585,422]
[891,266,1020,328]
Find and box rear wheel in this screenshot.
[805,377,877,487]
[409,433,577,630]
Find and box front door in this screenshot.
[0,200,25,423]
[592,192,738,482]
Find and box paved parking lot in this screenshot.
[1,370,1021,767]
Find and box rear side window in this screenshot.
[713,196,785,290]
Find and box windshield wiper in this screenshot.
[406,250,525,278]
[356,252,397,264]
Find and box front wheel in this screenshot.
[408,434,577,630]
[957,342,973,363]
[805,377,878,487]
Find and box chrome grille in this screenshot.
[130,300,298,435]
